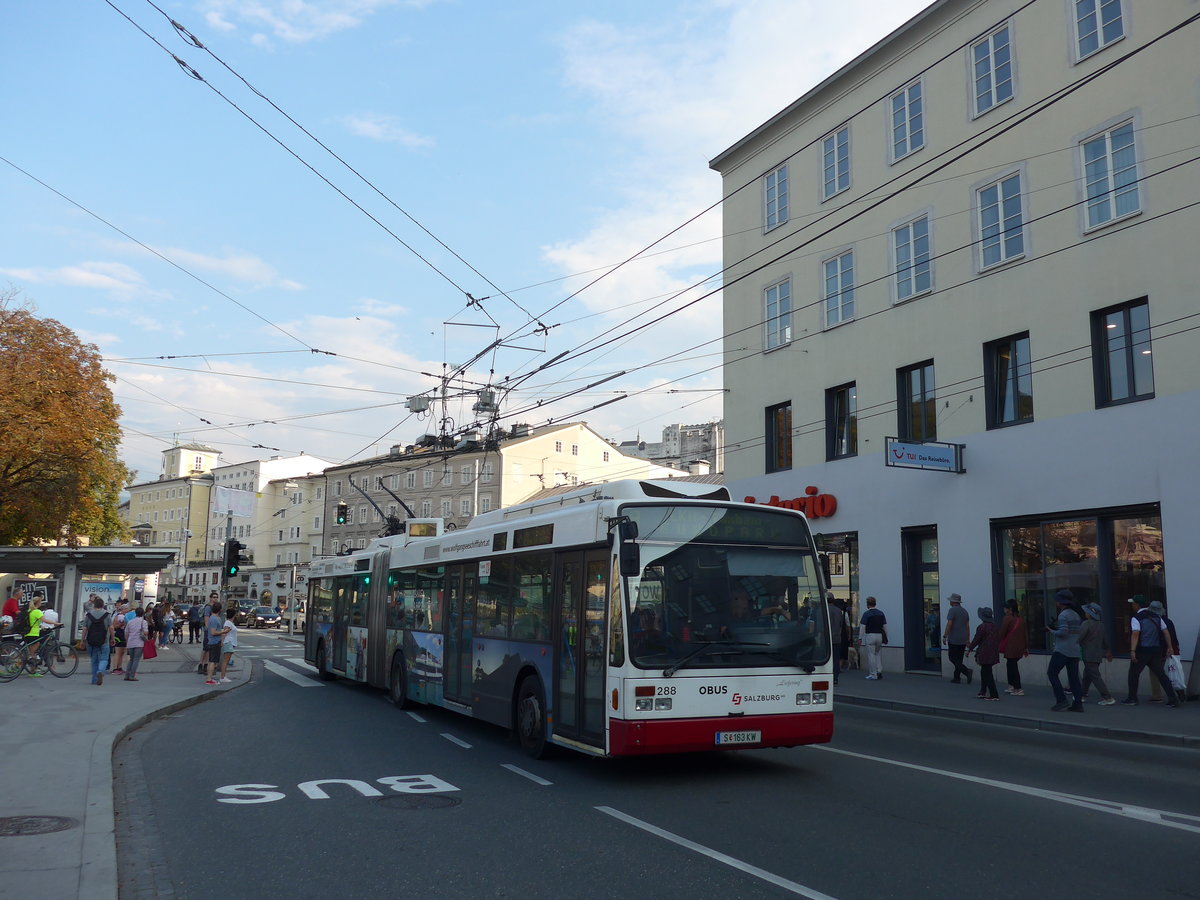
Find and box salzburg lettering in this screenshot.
[744,486,838,519]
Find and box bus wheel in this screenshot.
[315,642,336,681]
[516,675,548,759]
[389,655,410,709]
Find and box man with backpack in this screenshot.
[1123,595,1178,707]
[83,596,113,685]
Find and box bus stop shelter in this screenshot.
[0,546,178,636]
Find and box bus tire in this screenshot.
[389,654,411,708]
[315,641,336,681]
[515,674,548,759]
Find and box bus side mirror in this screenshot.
[617,520,640,577]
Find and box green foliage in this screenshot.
[0,292,131,546]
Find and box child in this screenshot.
[219,613,239,683]
[968,606,1001,700]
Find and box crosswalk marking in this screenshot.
[263,660,323,687]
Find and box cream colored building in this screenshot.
[322,422,688,553]
[711,0,1199,675]
[124,442,220,601]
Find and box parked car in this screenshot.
[251,606,281,628]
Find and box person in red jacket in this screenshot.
[2,593,19,622]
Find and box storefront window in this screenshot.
[995,507,1163,654]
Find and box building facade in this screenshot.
[322,422,688,552]
[711,0,1199,676]
[618,421,725,472]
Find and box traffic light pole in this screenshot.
[221,508,232,604]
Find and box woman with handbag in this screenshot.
[999,599,1028,696]
[123,608,149,681]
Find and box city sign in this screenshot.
[885,437,965,473]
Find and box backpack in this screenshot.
[1136,610,1162,649]
[12,608,30,635]
[86,613,110,647]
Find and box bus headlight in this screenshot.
[795,693,811,705]
[654,697,672,710]
[635,698,654,711]
[812,691,828,704]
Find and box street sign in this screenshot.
[884,437,965,473]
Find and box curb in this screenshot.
[835,693,1200,750]
[80,659,260,900]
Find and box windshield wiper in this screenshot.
[663,640,769,677]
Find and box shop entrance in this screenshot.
[902,526,941,673]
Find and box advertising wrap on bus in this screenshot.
[303,480,834,758]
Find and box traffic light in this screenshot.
[224,539,244,577]
[335,501,348,525]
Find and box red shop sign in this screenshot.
[744,486,838,519]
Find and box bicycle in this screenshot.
[170,621,185,643]
[0,626,79,681]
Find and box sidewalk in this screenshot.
[0,638,251,900]
[834,667,1200,749]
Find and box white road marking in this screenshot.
[440,733,472,749]
[501,764,552,786]
[596,806,838,899]
[814,745,1200,835]
[407,712,426,723]
[263,660,323,687]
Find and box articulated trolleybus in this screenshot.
[304,479,834,757]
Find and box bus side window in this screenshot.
[513,552,551,640]
[478,557,512,638]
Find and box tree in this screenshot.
[0,292,131,546]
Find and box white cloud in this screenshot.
[1,261,153,300]
[340,113,435,148]
[355,297,410,317]
[198,0,443,45]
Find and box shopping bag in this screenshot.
[1165,654,1185,692]
[143,640,158,661]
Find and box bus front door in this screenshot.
[554,549,608,747]
[444,565,476,704]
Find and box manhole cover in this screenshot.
[375,795,461,811]
[0,816,79,836]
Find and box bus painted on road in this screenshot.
[304,479,834,757]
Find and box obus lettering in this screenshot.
[699,685,728,695]
[215,774,459,804]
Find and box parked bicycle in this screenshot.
[0,625,79,681]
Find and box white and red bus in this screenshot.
[304,479,834,757]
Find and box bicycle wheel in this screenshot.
[46,642,79,678]
[0,641,25,682]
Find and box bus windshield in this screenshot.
[622,504,830,672]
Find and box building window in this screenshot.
[375,476,384,491]
[764,277,792,350]
[345,506,354,525]
[406,472,416,489]
[826,383,858,460]
[481,463,493,483]
[898,361,936,441]
[821,127,850,199]
[421,500,432,517]
[480,496,492,513]
[389,474,399,490]
[359,506,368,524]
[764,164,788,230]
[893,215,931,301]
[1082,120,1138,230]
[602,451,609,463]
[461,465,471,485]
[1092,299,1153,407]
[571,444,579,457]
[765,402,792,473]
[978,172,1024,269]
[984,333,1034,428]
[1075,0,1123,59]
[823,251,855,327]
[890,81,924,160]
[313,515,321,530]
[555,441,563,453]
[423,471,434,488]
[461,499,473,516]
[441,468,452,487]
[334,480,342,497]
[972,23,1013,115]
[441,499,452,517]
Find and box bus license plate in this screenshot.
[715,730,761,746]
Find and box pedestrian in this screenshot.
[159,604,175,648]
[187,600,203,644]
[942,594,973,684]
[110,600,131,675]
[204,600,226,686]
[1079,602,1115,705]
[83,596,113,685]
[1154,601,1185,702]
[859,596,888,680]
[925,604,940,651]
[998,599,1027,695]
[1123,597,1179,707]
[967,606,1001,700]
[123,608,149,681]
[2,592,19,622]
[827,592,845,685]
[1046,590,1084,712]
[218,612,239,683]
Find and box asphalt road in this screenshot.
[115,632,1200,899]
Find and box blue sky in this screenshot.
[2,0,930,482]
